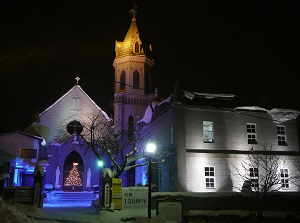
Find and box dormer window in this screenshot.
[134,42,140,53]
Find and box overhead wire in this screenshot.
[1,46,299,126]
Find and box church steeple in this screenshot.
[113,6,154,95]
[113,6,155,130]
[115,6,144,58]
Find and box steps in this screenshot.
[44,191,96,204]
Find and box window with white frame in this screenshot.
[203,121,214,143]
[277,125,287,146]
[280,168,289,189]
[205,166,215,188]
[247,123,257,144]
[249,167,259,190]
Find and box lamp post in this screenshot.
[146,142,156,218]
[97,158,104,210]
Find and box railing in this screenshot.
[3,186,34,205]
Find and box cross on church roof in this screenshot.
[129,4,138,18]
[75,76,80,85]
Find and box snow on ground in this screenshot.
[0,197,176,223]
[1,192,300,223]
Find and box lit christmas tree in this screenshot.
[64,162,83,186]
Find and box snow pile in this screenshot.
[0,198,37,223]
[138,96,172,124]
[235,106,300,123]
[268,108,300,123]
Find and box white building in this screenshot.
[136,88,300,192]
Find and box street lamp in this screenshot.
[97,157,105,210]
[146,142,156,218]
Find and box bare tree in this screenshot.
[230,143,284,220]
[79,112,156,179]
[291,161,300,189]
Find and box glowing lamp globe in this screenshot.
[98,160,104,167]
[146,142,156,154]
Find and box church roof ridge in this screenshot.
[40,84,111,121]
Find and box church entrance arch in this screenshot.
[62,150,84,192]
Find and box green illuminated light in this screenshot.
[98,160,104,167]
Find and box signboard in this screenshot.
[122,187,148,209]
[112,178,122,210]
[104,183,110,208]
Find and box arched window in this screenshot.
[128,115,135,142]
[133,70,140,89]
[135,42,139,53]
[120,71,126,90]
[67,120,83,135]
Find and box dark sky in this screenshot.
[1,1,300,133]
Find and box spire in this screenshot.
[115,5,144,58]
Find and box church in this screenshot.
[0,8,156,191]
[1,7,300,194]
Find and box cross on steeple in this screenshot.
[75,76,80,85]
[129,4,138,18]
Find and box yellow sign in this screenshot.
[112,178,122,209]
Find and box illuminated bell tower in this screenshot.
[113,7,155,131]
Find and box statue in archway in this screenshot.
[55,166,61,189]
[87,167,91,188]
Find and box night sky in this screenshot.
[1,1,299,133]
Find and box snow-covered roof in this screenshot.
[139,88,300,126]
[0,131,45,141]
[184,91,237,100]
[235,106,300,123]
[138,96,172,124]
[268,108,300,123]
[235,106,268,112]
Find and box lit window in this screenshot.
[277,125,287,146]
[203,121,214,143]
[205,167,215,188]
[249,167,259,190]
[247,123,257,144]
[280,169,289,189]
